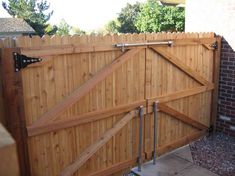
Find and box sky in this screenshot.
[0,0,145,31]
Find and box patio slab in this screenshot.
[173,145,193,162]
[131,145,218,176]
[178,164,218,176]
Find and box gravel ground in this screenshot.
[190,132,235,176]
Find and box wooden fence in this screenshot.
[0,33,221,176]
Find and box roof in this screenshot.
[160,0,185,4]
[0,18,35,33]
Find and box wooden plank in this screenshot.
[0,123,19,176]
[202,43,215,50]
[148,85,214,105]
[211,36,222,131]
[158,130,207,155]
[27,100,145,136]
[158,104,208,130]
[7,33,217,176]
[150,46,213,86]
[0,48,31,176]
[89,131,206,176]
[0,55,5,125]
[30,48,143,128]
[88,159,135,176]
[21,44,121,57]
[88,152,146,176]
[60,110,137,176]
[145,130,207,159]
[20,38,216,58]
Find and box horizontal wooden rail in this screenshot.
[60,110,138,176]
[30,48,143,128]
[20,38,216,57]
[88,130,207,176]
[88,152,147,176]
[158,104,208,130]
[21,44,120,57]
[27,100,146,136]
[88,159,136,176]
[28,86,213,136]
[150,46,213,86]
[145,130,207,159]
[147,85,214,105]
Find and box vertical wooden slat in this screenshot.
[1,47,31,176]
[1,33,218,176]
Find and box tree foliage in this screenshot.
[2,0,54,36]
[70,26,86,35]
[104,0,185,34]
[55,19,86,36]
[45,24,58,35]
[104,20,120,34]
[135,0,185,32]
[117,2,141,33]
[56,19,71,35]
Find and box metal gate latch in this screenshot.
[13,52,42,72]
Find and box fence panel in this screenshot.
[0,32,220,176]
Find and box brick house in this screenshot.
[186,0,235,136]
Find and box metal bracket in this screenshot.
[13,52,42,72]
[208,125,214,134]
[210,41,218,49]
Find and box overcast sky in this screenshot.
[0,0,146,31]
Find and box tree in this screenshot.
[117,2,141,33]
[2,0,53,36]
[104,20,120,34]
[56,19,71,35]
[70,26,86,35]
[45,24,58,35]
[135,0,185,32]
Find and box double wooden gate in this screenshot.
[0,33,221,176]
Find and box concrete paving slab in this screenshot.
[173,145,193,162]
[131,154,192,176]
[178,164,218,176]
[131,145,219,176]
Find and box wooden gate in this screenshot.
[0,33,221,176]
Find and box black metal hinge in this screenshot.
[13,52,42,72]
[208,125,214,134]
[210,41,218,49]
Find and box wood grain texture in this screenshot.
[158,104,208,130]
[0,46,31,176]
[211,36,222,131]
[60,110,137,176]
[30,47,143,128]
[150,46,212,86]
[0,33,218,176]
[27,100,145,136]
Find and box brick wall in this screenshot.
[216,38,235,137]
[186,0,235,136]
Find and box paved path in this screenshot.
[131,145,218,176]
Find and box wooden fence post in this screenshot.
[210,35,222,132]
[0,48,31,176]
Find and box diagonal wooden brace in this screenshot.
[158,104,208,130]
[60,110,138,176]
[30,48,143,128]
[150,46,213,87]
